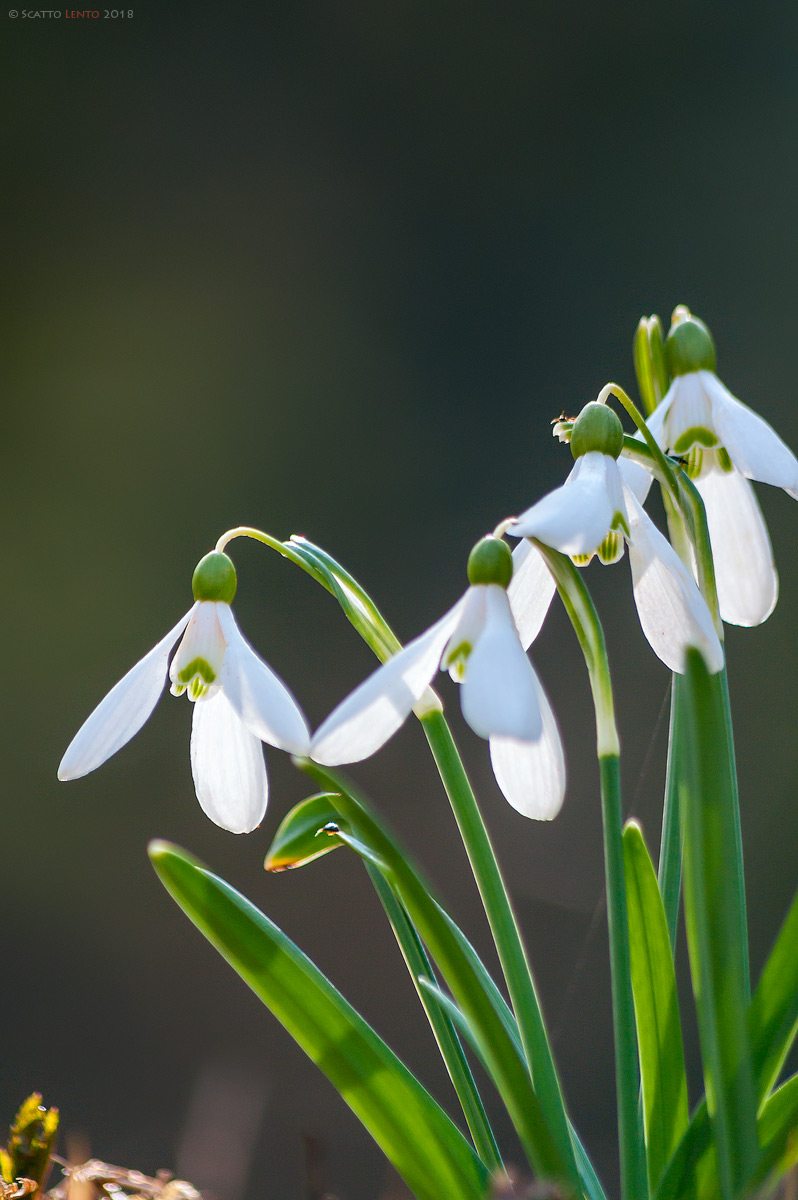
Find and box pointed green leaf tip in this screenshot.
[570,401,624,460]
[665,307,717,376]
[192,551,237,603]
[467,536,513,588]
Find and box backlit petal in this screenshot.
[489,676,565,820]
[217,604,310,754]
[507,539,556,650]
[662,373,714,452]
[626,492,724,673]
[58,606,195,780]
[694,466,778,627]
[705,373,798,496]
[510,451,617,556]
[310,597,466,765]
[190,690,268,834]
[460,586,542,740]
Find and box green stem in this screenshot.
[419,710,580,1190]
[533,544,647,1200]
[718,667,750,1001]
[658,675,683,951]
[364,861,504,1173]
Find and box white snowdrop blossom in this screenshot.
[510,401,724,675]
[641,312,798,626]
[58,552,310,834]
[311,537,566,820]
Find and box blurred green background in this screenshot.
[3,3,798,1197]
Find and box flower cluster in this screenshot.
[59,309,797,832]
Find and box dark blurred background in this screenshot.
[3,3,798,1197]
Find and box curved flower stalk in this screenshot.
[311,536,566,820]
[510,400,725,676]
[58,551,310,833]
[643,308,798,626]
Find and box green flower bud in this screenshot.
[665,311,716,376]
[467,536,513,589]
[192,551,237,603]
[570,402,624,461]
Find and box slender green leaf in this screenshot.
[149,841,489,1200]
[266,793,345,869]
[657,882,798,1200]
[678,650,758,1200]
[748,1072,798,1193]
[749,884,798,1104]
[658,674,683,950]
[298,762,581,1194]
[623,821,689,1193]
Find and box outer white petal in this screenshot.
[190,689,268,834]
[626,492,724,674]
[58,606,195,781]
[510,452,617,556]
[489,675,565,820]
[506,539,556,650]
[617,454,654,505]
[704,372,798,496]
[460,585,542,741]
[310,596,467,766]
[694,466,778,627]
[216,604,310,755]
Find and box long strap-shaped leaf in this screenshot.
[657,882,798,1200]
[269,787,605,1200]
[149,841,489,1200]
[622,822,689,1195]
[297,762,581,1193]
[675,650,758,1199]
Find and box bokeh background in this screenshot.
[3,3,798,1197]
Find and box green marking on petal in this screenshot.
[672,426,719,455]
[444,642,471,681]
[717,447,734,473]
[177,657,217,686]
[598,532,621,564]
[571,552,594,566]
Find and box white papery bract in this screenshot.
[649,369,798,626]
[509,450,724,674]
[311,581,566,821]
[58,600,310,834]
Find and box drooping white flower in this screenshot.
[58,551,310,834]
[645,311,798,626]
[510,400,725,675]
[311,536,566,820]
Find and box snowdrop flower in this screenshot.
[510,400,725,675]
[641,309,798,626]
[311,536,566,820]
[58,551,310,834]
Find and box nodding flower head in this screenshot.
[58,550,310,834]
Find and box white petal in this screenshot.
[310,597,467,766]
[661,373,714,452]
[510,452,618,556]
[617,454,654,505]
[705,373,798,496]
[460,586,542,740]
[58,606,195,781]
[506,539,556,650]
[216,604,310,754]
[694,466,778,627]
[489,676,566,820]
[626,492,724,674]
[190,690,268,834]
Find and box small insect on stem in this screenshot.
[1,1180,38,1200]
